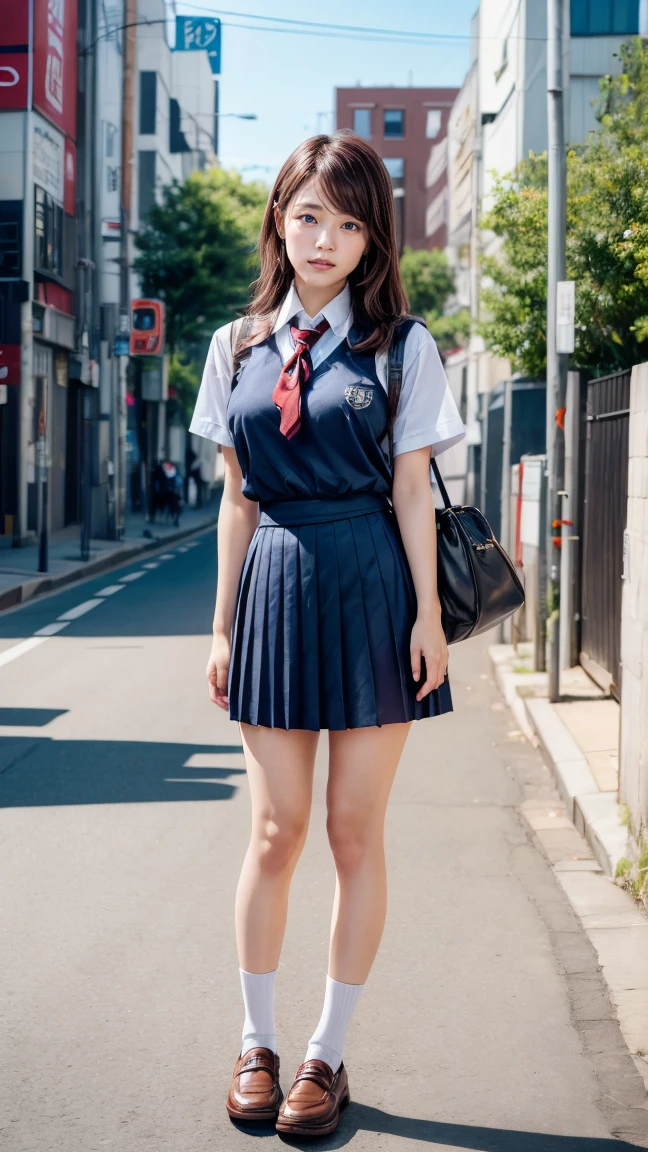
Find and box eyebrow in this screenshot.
[293,201,362,221]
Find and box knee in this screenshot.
[253,810,308,875]
[327,806,378,875]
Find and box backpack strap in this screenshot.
[387,316,451,508]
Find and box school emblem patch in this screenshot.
[344,384,374,410]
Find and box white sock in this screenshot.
[240,967,278,1056]
[305,975,364,1073]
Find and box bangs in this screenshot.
[313,157,371,224]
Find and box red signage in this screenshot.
[33,0,77,140]
[0,0,30,110]
[0,345,21,386]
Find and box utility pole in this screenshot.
[116,0,137,539]
[546,0,569,701]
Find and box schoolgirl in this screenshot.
[189,131,466,1138]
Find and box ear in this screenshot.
[273,201,284,240]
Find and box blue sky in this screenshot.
[174,0,479,184]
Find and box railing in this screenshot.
[580,370,631,699]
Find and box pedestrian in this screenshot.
[189,131,465,1138]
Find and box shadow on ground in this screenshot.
[269,1102,648,1149]
[0,735,245,806]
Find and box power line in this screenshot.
[177,4,549,44]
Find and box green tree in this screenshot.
[399,245,470,356]
[399,246,455,315]
[480,37,648,377]
[134,167,268,353]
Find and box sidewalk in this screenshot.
[490,643,625,876]
[490,641,648,1097]
[0,491,222,613]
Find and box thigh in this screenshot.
[327,722,411,823]
[240,722,320,825]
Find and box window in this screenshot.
[570,0,639,35]
[383,157,405,195]
[139,71,157,135]
[169,98,191,153]
[384,109,405,138]
[34,186,63,277]
[353,108,372,139]
[138,151,156,220]
[426,110,442,139]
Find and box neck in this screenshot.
[293,273,347,320]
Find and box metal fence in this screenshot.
[580,369,631,699]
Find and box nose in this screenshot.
[315,227,335,251]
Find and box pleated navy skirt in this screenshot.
[227,492,453,731]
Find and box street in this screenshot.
[1,527,647,1152]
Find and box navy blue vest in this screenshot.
[226,327,393,503]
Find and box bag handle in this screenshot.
[387,324,452,511]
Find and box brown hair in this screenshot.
[236,131,409,363]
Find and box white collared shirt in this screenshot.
[189,280,466,458]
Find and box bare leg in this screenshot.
[235,723,319,973]
[326,722,412,983]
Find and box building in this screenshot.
[0,0,81,545]
[0,0,217,549]
[335,87,459,252]
[444,0,647,508]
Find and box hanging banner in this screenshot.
[33,0,77,140]
[0,0,30,110]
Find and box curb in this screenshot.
[489,645,628,879]
[0,501,221,615]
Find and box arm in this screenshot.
[391,447,447,700]
[207,446,259,709]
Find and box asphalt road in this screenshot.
[1,527,647,1151]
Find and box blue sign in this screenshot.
[113,336,130,358]
[175,16,221,75]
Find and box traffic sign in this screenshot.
[175,16,221,74]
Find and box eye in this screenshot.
[298,213,317,224]
[342,221,361,231]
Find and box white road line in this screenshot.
[97,585,126,596]
[34,621,71,636]
[57,599,104,621]
[183,541,199,549]
[142,562,159,569]
[176,546,189,553]
[119,571,146,582]
[0,637,48,668]
[158,553,175,560]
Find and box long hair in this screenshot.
[239,131,409,359]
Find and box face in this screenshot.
[275,179,367,292]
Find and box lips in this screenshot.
[309,259,334,268]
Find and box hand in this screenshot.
[410,611,448,701]
[207,633,231,710]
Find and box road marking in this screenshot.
[177,546,189,553]
[34,621,71,636]
[142,562,159,569]
[57,599,104,621]
[97,585,126,596]
[183,541,199,549]
[0,637,48,668]
[119,571,146,582]
[158,553,175,560]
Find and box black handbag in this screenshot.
[387,321,525,644]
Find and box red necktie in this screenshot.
[272,319,330,439]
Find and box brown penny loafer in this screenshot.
[275,1058,350,1137]
[226,1046,282,1123]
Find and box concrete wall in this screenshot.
[620,361,648,840]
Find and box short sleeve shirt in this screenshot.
[189,281,465,459]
